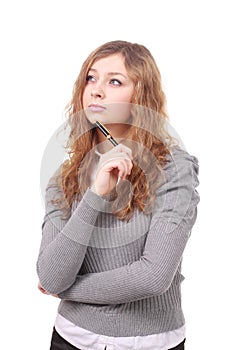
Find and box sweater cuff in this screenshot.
[83,188,114,214]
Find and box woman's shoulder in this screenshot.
[167,144,198,164]
[164,145,199,176]
[156,145,200,196]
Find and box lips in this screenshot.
[88,104,106,112]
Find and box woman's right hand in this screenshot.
[92,144,133,196]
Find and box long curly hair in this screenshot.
[56,40,177,221]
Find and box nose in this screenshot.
[91,83,105,99]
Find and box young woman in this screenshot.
[37,40,200,350]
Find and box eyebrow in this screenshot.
[88,68,127,79]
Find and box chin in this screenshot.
[84,111,101,125]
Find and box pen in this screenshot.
[95,121,118,147]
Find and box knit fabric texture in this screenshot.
[37,146,200,337]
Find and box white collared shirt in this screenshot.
[55,314,185,350]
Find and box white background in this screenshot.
[0,0,232,349]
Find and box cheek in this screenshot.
[116,89,134,103]
[107,103,132,123]
[124,86,134,103]
[82,88,88,107]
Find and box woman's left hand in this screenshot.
[38,282,58,298]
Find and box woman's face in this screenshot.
[82,54,134,127]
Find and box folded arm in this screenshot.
[58,148,200,304]
[36,168,110,294]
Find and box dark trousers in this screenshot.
[50,327,185,350]
[50,328,81,350]
[168,338,185,350]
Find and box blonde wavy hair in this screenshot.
[56,40,177,221]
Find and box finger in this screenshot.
[38,283,49,294]
[116,159,131,179]
[116,144,133,160]
[100,158,132,177]
[120,158,133,177]
[97,159,126,180]
[104,144,133,160]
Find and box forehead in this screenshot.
[91,54,127,73]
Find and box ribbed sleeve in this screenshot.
[37,146,200,336]
[37,169,112,294]
[58,147,200,304]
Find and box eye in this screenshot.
[110,79,122,86]
[86,75,96,83]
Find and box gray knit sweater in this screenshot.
[37,146,200,337]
